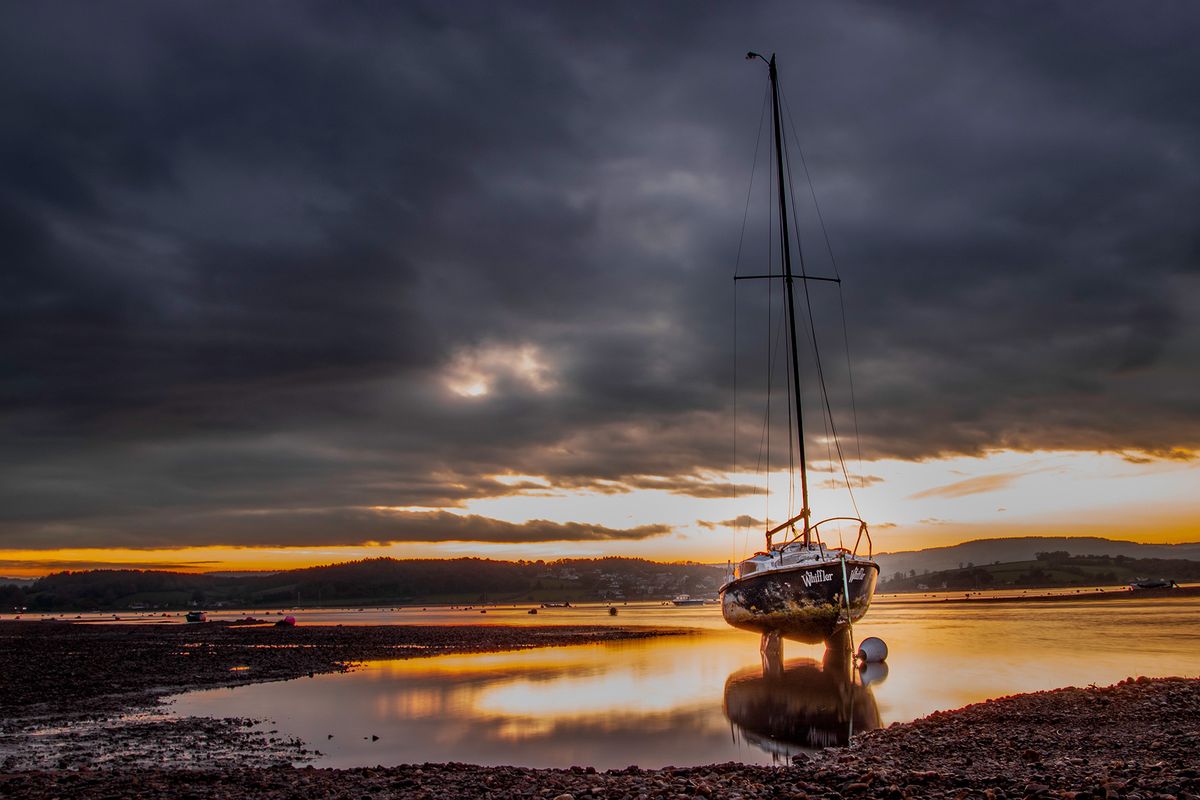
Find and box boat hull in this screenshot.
[721,559,878,644]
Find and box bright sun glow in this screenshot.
[444,342,557,398]
[461,381,489,397]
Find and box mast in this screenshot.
[750,52,810,544]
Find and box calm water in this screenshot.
[161,595,1200,769]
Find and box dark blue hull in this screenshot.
[720,559,878,644]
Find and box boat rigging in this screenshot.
[719,53,880,648]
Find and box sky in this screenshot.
[2,2,1199,577]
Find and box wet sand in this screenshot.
[1,621,1197,798]
[0,620,686,721]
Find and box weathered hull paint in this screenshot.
[720,560,879,644]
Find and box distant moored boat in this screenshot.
[1129,578,1179,590]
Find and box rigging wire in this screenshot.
[776,78,862,520]
[764,115,775,533]
[764,136,799,535]
[781,95,868,488]
[733,276,740,566]
[784,282,796,519]
[785,149,860,522]
[731,84,771,565]
[758,290,792,535]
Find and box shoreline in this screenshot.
[882,583,1200,605]
[7,583,1195,622]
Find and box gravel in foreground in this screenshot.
[2,677,1198,798]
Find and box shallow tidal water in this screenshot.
[163,594,1200,769]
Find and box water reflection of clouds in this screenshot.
[374,687,449,720]
[366,640,746,744]
[359,639,742,723]
[476,666,716,717]
[171,634,773,768]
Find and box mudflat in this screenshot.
[0,620,685,721]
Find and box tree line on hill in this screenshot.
[3,557,728,612]
[877,551,1200,593]
[872,536,1200,579]
[9,549,1196,612]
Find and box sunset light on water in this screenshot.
[162,597,1200,769]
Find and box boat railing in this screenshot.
[770,516,872,559]
[812,517,873,560]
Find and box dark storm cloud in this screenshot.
[2,1,1199,549]
[0,506,671,550]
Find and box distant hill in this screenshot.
[875,537,1200,579]
[9,557,726,612]
[878,551,1200,592]
[10,538,1199,613]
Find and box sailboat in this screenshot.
[719,53,879,646]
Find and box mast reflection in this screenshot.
[723,644,883,759]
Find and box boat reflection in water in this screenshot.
[723,642,884,760]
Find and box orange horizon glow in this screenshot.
[2,448,1197,578]
[3,527,1198,579]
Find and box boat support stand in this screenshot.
[760,631,783,678]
